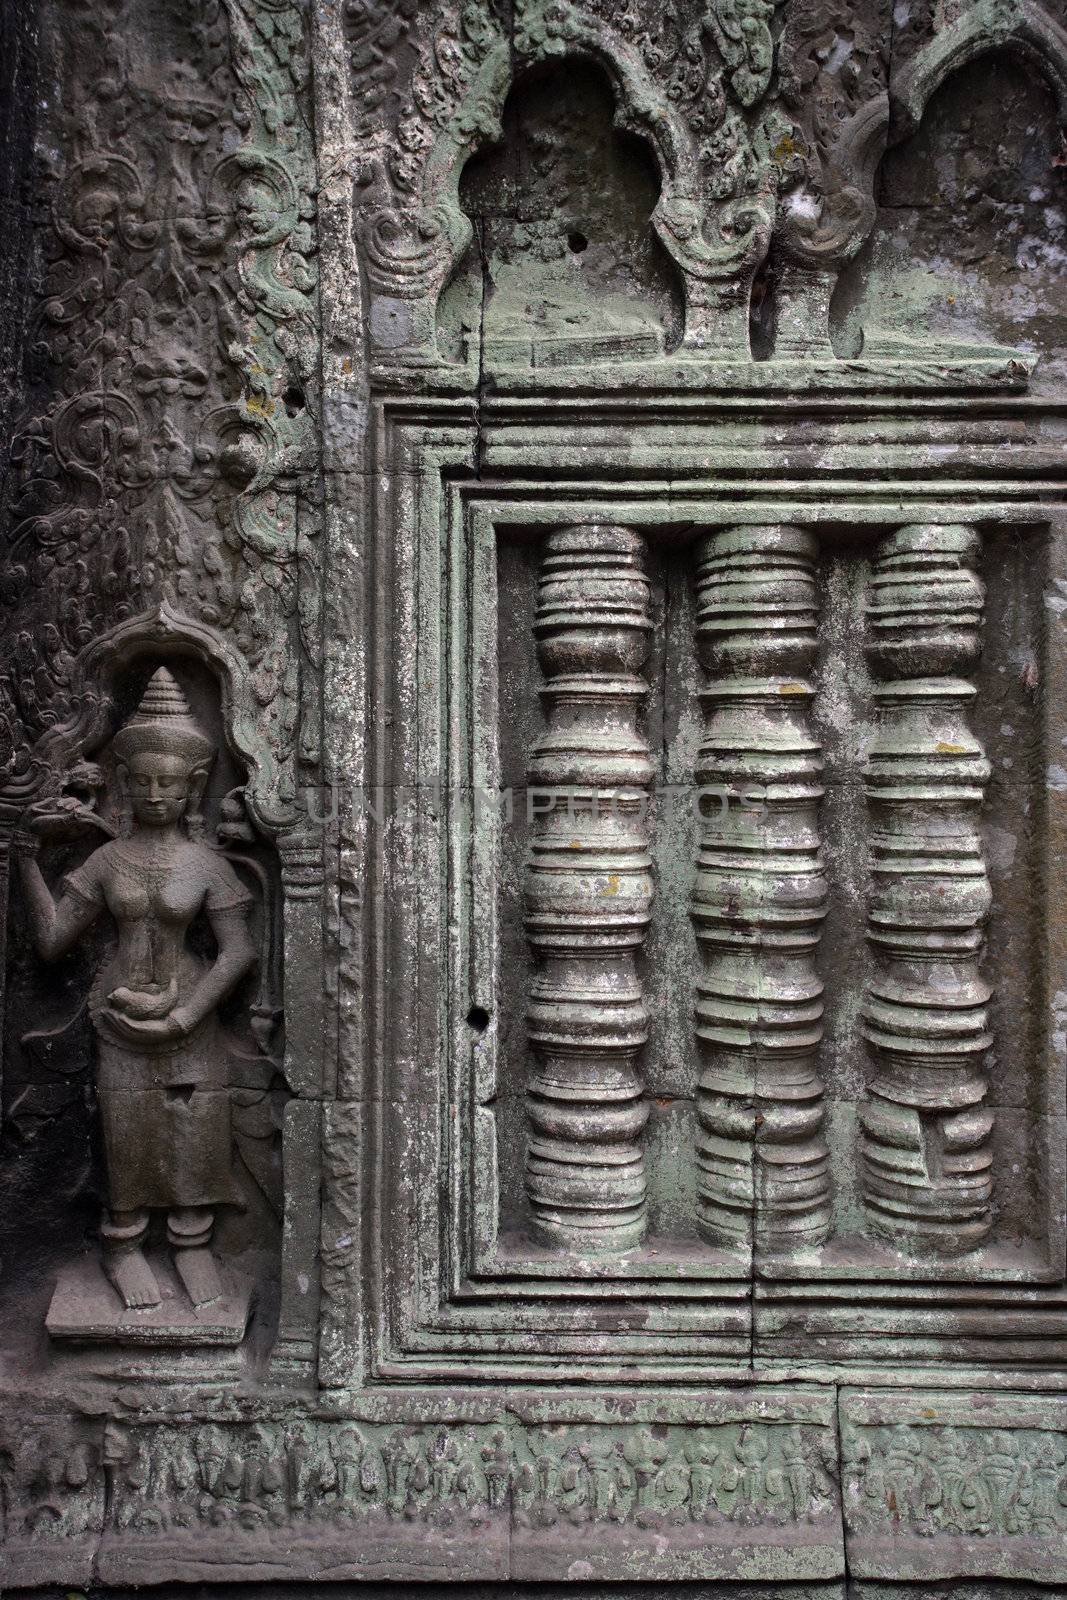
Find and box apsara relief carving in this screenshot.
[1,0,1067,1588]
[17,669,258,1314]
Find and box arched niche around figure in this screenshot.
[437,60,683,369]
[831,52,1067,389]
[1,648,286,1369]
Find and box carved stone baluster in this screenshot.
[861,523,994,1254]
[691,526,831,1253]
[524,525,654,1253]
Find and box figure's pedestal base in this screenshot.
[46,1254,253,1381]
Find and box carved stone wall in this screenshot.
[1,0,1067,1592]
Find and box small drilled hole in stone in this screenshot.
[567,230,588,254]
[283,385,306,416]
[467,1005,491,1033]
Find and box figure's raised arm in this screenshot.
[16,834,105,961]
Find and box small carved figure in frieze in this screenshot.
[382,1431,429,1520]
[684,1431,721,1523]
[329,1422,370,1521]
[284,1421,328,1519]
[781,1425,836,1524]
[6,1427,100,1542]
[481,1427,513,1511]
[105,1421,167,1533]
[238,1424,287,1527]
[1029,1434,1067,1534]
[623,1427,670,1528]
[16,668,257,1313]
[194,1424,228,1506]
[428,1429,462,1526]
[722,1426,778,1526]
[580,1434,627,1525]
[981,1429,1030,1536]
[882,1424,938,1535]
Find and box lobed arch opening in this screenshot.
[830,44,1067,374]
[437,56,685,369]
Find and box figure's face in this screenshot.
[126,751,193,827]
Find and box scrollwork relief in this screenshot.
[0,0,319,817]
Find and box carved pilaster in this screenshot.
[861,523,994,1254]
[523,525,654,1253]
[691,526,831,1252]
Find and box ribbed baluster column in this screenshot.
[523,525,654,1253]
[691,525,831,1253]
[861,523,994,1254]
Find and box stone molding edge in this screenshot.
[362,431,1064,1382]
[10,1390,1067,1584]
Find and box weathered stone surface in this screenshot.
[842,1390,1067,1581]
[2,0,1067,1591]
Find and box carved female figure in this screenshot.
[17,669,256,1312]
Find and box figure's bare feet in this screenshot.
[174,1246,223,1307]
[104,1246,161,1309]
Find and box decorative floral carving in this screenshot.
[705,0,782,108]
[0,0,318,811]
[846,1422,1067,1540]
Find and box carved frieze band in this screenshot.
[0,1412,839,1568]
[860,524,994,1254]
[842,1393,1067,1581]
[523,525,654,1253]
[16,1403,1067,1585]
[691,526,831,1253]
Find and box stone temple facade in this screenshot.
[1,0,1067,1593]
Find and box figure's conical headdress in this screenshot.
[111,667,214,768]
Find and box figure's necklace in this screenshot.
[111,838,184,880]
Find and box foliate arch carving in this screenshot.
[345,1,511,360]
[346,0,805,363]
[783,1,1067,269]
[890,0,1067,146]
[344,1,1067,371]
[29,603,298,835]
[509,2,778,355]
